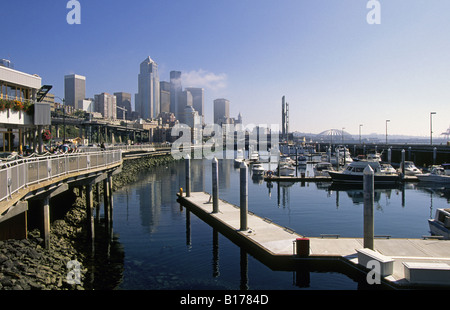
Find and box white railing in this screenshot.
[0,150,122,203]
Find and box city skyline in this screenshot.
[2,1,450,137]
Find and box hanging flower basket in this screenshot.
[42,129,52,142]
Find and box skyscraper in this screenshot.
[185,87,205,124]
[159,81,171,114]
[64,74,86,109]
[214,98,230,125]
[170,71,182,118]
[136,57,160,120]
[95,92,117,120]
[114,92,132,120]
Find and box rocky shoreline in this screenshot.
[0,154,177,290]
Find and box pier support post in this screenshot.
[212,157,219,213]
[86,183,95,243]
[185,155,191,197]
[42,196,51,250]
[103,176,110,228]
[388,148,392,163]
[240,162,248,231]
[363,165,374,250]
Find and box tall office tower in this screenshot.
[94,92,117,120]
[64,74,86,109]
[136,57,160,120]
[114,92,132,120]
[177,90,193,124]
[185,87,205,124]
[160,81,171,113]
[214,98,230,126]
[170,71,182,118]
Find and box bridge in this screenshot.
[0,145,172,249]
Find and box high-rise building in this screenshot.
[136,57,160,120]
[114,92,132,120]
[64,74,86,109]
[185,87,204,124]
[214,98,230,125]
[177,90,193,124]
[170,71,182,118]
[160,81,171,114]
[94,92,117,120]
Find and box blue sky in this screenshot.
[2,0,449,138]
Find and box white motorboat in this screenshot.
[366,153,382,162]
[251,163,265,176]
[313,162,334,177]
[250,151,259,162]
[277,164,295,176]
[399,161,422,176]
[428,208,450,239]
[327,160,400,184]
[416,165,450,184]
[443,163,450,176]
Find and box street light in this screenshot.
[385,120,390,145]
[430,112,436,145]
[54,96,66,143]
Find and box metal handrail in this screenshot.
[0,149,122,203]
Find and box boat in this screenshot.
[443,163,450,176]
[327,160,400,184]
[416,165,450,184]
[428,208,450,239]
[366,153,382,162]
[313,162,334,177]
[249,151,259,162]
[251,163,265,176]
[296,155,307,167]
[277,164,295,176]
[399,161,422,176]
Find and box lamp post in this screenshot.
[55,96,66,143]
[385,120,390,145]
[430,112,436,145]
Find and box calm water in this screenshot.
[99,158,449,290]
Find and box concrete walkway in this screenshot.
[178,191,450,288]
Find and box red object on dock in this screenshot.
[296,238,310,257]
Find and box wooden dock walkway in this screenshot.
[177,191,450,288]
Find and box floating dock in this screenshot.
[177,191,450,289]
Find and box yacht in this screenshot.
[399,161,422,176]
[428,208,450,239]
[416,165,450,184]
[327,160,400,184]
[277,164,295,176]
[249,151,259,162]
[251,163,265,176]
[313,162,334,177]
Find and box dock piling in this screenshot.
[212,157,219,213]
[240,162,248,231]
[185,155,191,197]
[363,165,374,250]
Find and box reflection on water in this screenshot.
[93,158,450,290]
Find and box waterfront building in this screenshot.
[170,71,182,119]
[94,92,117,120]
[214,98,230,126]
[114,92,132,120]
[185,87,205,125]
[160,81,171,114]
[136,57,160,120]
[0,64,50,153]
[64,74,86,110]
